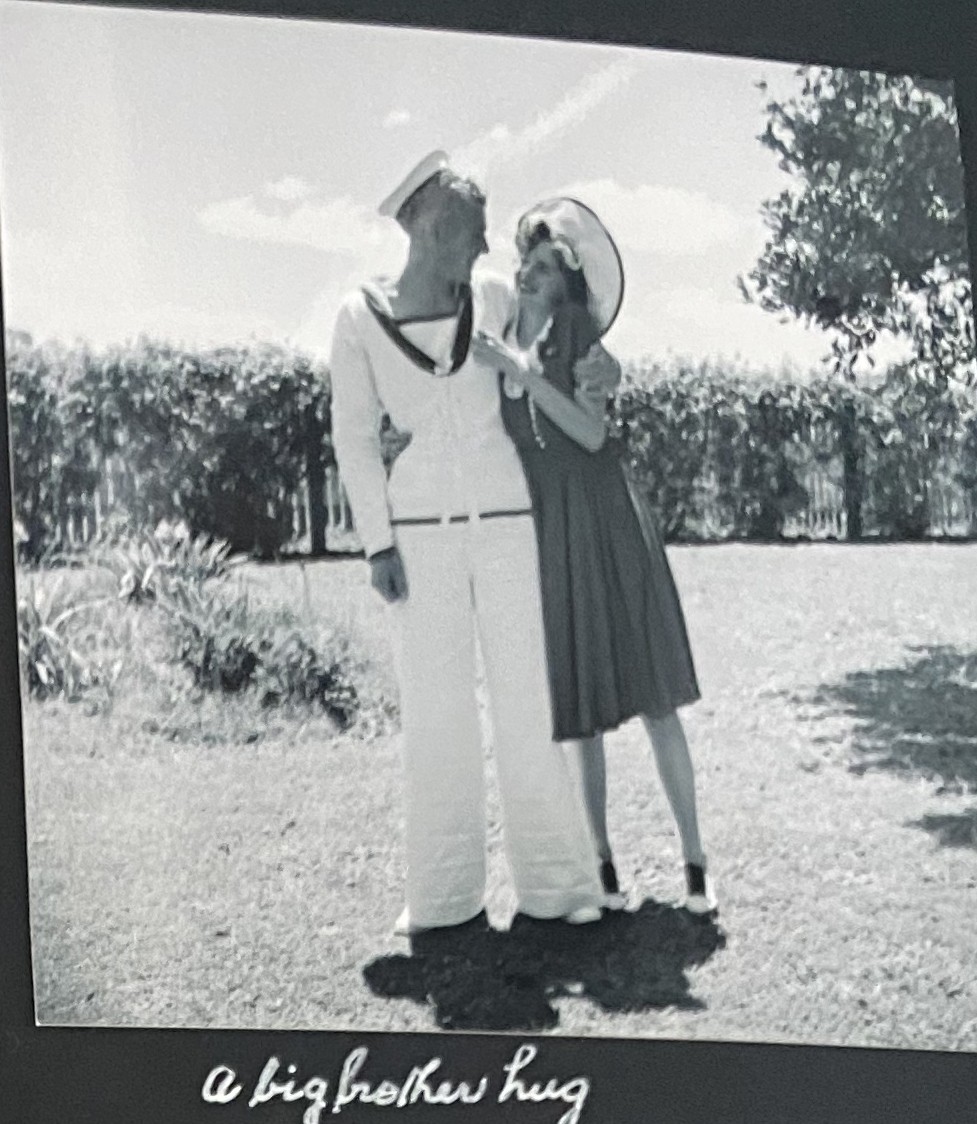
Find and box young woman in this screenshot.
[471,198,718,915]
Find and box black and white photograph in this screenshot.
[1,0,976,1054]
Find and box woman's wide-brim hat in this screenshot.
[378,150,450,224]
[516,197,624,336]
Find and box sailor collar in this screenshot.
[362,280,474,377]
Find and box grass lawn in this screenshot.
[20,543,977,1049]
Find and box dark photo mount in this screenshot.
[1,0,976,1121]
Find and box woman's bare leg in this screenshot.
[641,710,706,866]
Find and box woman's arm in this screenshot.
[471,329,609,452]
[523,366,608,452]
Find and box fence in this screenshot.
[47,450,977,556]
[780,471,975,539]
[624,410,977,542]
[48,456,355,553]
[663,464,974,542]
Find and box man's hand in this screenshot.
[369,545,409,602]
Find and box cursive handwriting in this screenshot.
[332,1046,488,1112]
[250,1057,330,1124]
[499,1045,590,1124]
[201,1043,590,1124]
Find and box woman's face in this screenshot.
[516,242,569,311]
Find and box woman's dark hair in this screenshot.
[521,220,590,308]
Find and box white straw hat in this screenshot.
[516,197,625,336]
[378,150,450,223]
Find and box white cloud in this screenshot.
[606,283,833,371]
[382,108,411,129]
[197,60,639,355]
[198,60,636,266]
[198,191,403,259]
[518,178,749,259]
[5,292,286,353]
[134,302,286,350]
[454,59,637,182]
[263,175,315,202]
[196,58,717,358]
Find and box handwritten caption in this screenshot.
[202,1043,590,1124]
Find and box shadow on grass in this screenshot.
[362,899,725,1032]
[909,807,977,850]
[803,645,977,796]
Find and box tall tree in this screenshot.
[741,67,974,537]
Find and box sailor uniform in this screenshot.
[330,272,604,929]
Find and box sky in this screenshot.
[0,1,936,371]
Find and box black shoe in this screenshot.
[684,862,718,915]
[599,859,626,910]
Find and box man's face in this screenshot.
[433,194,488,285]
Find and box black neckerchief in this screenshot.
[363,283,474,376]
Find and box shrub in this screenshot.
[614,356,975,541]
[160,580,360,728]
[76,340,330,557]
[161,580,258,691]
[612,360,823,540]
[95,520,241,604]
[958,405,977,510]
[16,576,120,702]
[860,364,968,538]
[6,333,331,559]
[5,333,101,562]
[253,629,359,728]
[9,327,975,554]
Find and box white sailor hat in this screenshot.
[516,197,625,337]
[378,150,451,224]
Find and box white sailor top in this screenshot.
[329,272,533,558]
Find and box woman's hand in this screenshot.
[472,330,534,386]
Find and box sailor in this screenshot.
[330,151,616,935]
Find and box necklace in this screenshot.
[527,397,546,449]
[507,315,552,450]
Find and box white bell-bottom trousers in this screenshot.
[388,515,603,929]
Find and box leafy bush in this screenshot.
[5,333,101,561]
[164,581,259,692]
[5,333,331,560]
[859,364,967,538]
[16,576,120,702]
[253,630,359,726]
[95,520,241,604]
[8,327,975,555]
[612,360,829,540]
[613,356,976,541]
[69,339,331,557]
[160,579,359,728]
[959,405,977,496]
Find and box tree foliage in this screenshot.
[741,66,974,387]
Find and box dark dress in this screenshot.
[499,302,701,741]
